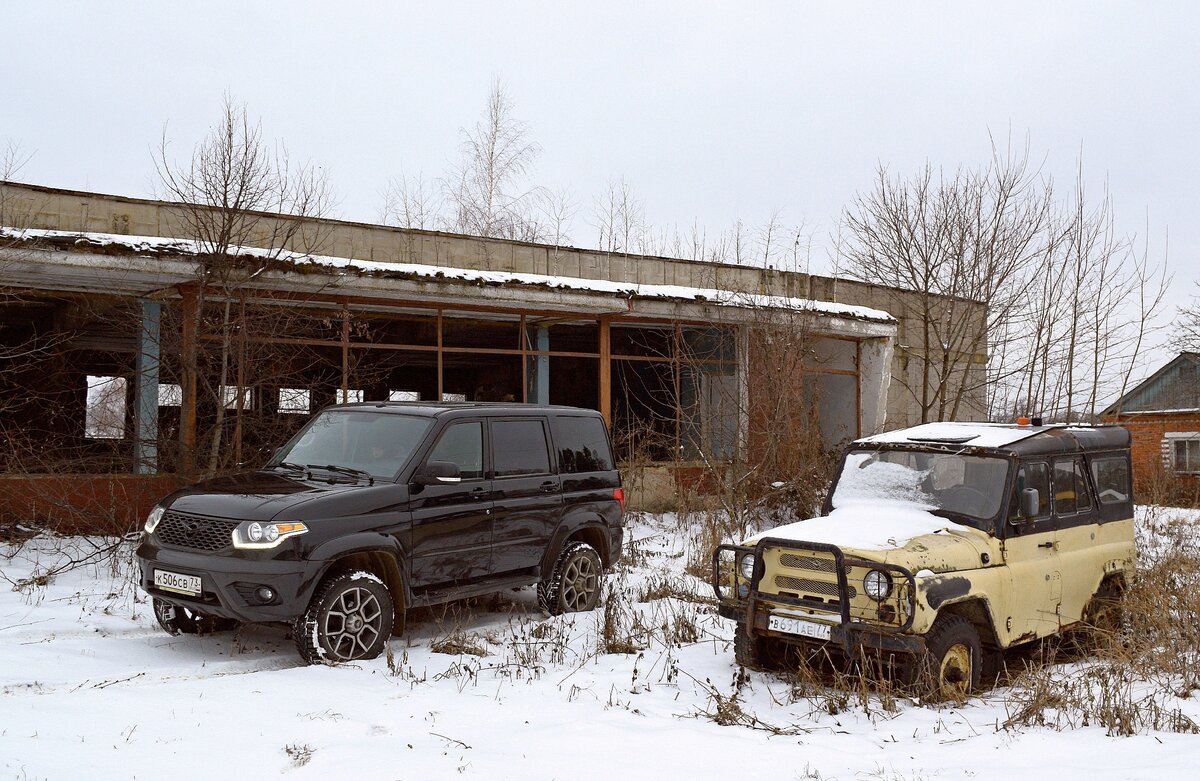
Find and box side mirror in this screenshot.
[1020,488,1040,519]
[414,460,462,485]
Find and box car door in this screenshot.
[1051,456,1100,623]
[408,419,494,590]
[1004,460,1063,641]
[488,416,562,577]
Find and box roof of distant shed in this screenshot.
[0,228,896,325]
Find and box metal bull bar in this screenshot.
[712,537,920,655]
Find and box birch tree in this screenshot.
[155,95,333,475]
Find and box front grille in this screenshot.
[156,510,238,552]
[775,575,857,599]
[779,553,846,574]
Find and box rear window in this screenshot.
[1090,456,1131,504]
[551,415,615,473]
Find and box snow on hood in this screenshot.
[742,501,972,551]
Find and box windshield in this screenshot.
[269,410,433,480]
[832,449,1010,531]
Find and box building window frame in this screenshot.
[1165,432,1200,475]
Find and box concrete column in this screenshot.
[736,325,750,464]
[527,327,550,404]
[598,318,612,425]
[180,286,198,475]
[858,336,895,435]
[133,299,161,474]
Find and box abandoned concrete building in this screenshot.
[0,182,987,528]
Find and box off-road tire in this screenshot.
[538,541,603,616]
[293,570,394,665]
[916,614,981,701]
[734,622,762,669]
[152,597,236,635]
[1076,578,1127,653]
[733,622,794,671]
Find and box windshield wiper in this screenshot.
[929,508,980,527]
[307,464,374,485]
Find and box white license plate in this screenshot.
[768,614,832,641]
[154,569,202,596]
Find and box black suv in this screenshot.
[137,402,624,664]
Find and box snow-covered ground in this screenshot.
[2,509,1199,781]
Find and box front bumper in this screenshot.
[137,539,321,623]
[713,538,922,656]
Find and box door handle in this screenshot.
[1038,541,1055,549]
[539,481,557,493]
[470,487,490,500]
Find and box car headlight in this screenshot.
[144,506,165,534]
[863,569,893,601]
[738,553,756,581]
[234,521,308,549]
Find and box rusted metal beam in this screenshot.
[599,317,612,426]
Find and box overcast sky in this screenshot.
[3,2,1197,353]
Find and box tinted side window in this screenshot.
[1011,462,1051,520]
[427,421,484,480]
[1053,459,1092,515]
[492,419,551,477]
[551,415,614,473]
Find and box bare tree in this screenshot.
[840,138,1170,424]
[592,177,645,254]
[839,144,1053,424]
[380,170,441,230]
[1177,283,1200,353]
[997,167,1170,420]
[443,79,546,241]
[1,140,34,228]
[154,95,334,475]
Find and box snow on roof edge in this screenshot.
[857,421,1044,449]
[0,227,896,324]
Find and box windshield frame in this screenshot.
[265,408,434,482]
[824,444,1016,535]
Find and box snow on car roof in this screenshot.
[856,422,1045,449]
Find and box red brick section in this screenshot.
[0,474,182,535]
[1102,413,1200,494]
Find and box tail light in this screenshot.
[613,487,625,512]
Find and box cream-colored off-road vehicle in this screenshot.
[713,422,1136,699]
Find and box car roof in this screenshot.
[855,421,1129,456]
[325,401,604,419]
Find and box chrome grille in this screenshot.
[775,575,857,599]
[156,510,237,552]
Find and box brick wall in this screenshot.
[1102,413,1200,496]
[0,474,181,534]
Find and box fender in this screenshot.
[304,532,412,607]
[933,593,1004,650]
[540,517,610,580]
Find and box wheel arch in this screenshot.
[934,597,1001,653]
[539,519,611,580]
[313,545,408,634]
